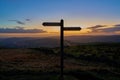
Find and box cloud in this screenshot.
[0,28,46,33]
[87,25,105,29]
[8,19,31,25]
[99,26,120,32]
[26,19,30,21]
[114,24,120,27]
[87,25,106,32]
[8,20,25,25]
[15,26,24,29]
[87,24,120,34]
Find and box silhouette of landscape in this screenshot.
[1,0,120,80]
[0,36,120,80]
[0,35,120,48]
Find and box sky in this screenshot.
[0,0,120,37]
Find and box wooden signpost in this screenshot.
[42,19,81,80]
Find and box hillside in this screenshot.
[0,44,120,80]
[0,37,60,48]
[65,35,120,43]
[0,35,120,48]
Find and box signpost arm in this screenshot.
[60,19,64,80]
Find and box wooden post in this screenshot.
[60,19,64,80]
[42,19,81,80]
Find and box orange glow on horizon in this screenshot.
[1,21,120,38]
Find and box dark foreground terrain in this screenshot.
[0,43,120,80]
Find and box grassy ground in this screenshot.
[0,44,120,80]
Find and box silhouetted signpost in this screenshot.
[43,19,81,80]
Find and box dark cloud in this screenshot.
[87,25,106,32]
[26,19,30,21]
[8,20,25,25]
[114,24,120,27]
[15,26,24,29]
[87,25,105,29]
[0,28,46,33]
[87,24,120,33]
[99,26,120,32]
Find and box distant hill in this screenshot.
[0,35,120,48]
[0,37,60,48]
[65,35,120,43]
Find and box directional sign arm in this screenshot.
[63,27,81,31]
[42,22,61,26]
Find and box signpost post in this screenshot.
[42,19,81,80]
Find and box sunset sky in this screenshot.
[0,0,120,37]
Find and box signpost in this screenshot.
[42,19,81,80]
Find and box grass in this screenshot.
[0,43,120,80]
